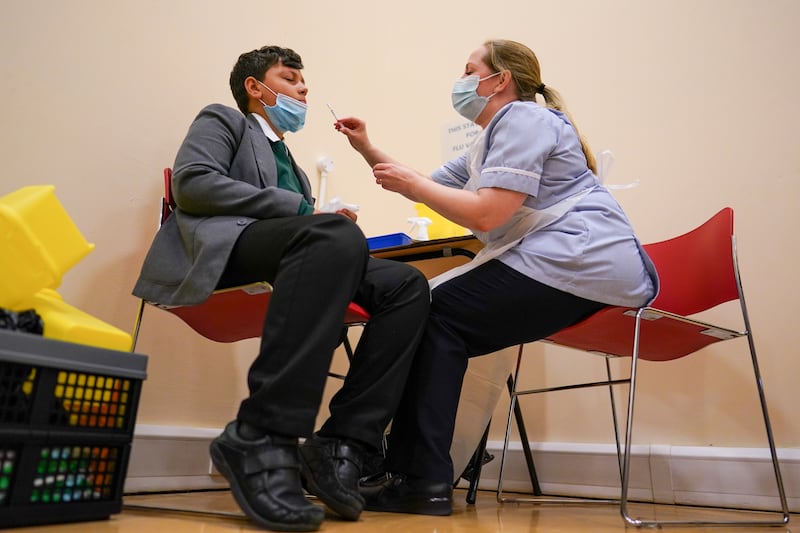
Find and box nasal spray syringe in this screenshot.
[407,217,432,241]
[326,103,340,121]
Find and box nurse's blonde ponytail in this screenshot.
[483,39,597,173]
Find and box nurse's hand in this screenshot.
[334,116,371,155]
[372,163,424,202]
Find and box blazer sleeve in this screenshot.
[171,104,310,219]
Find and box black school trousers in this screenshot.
[218,214,430,450]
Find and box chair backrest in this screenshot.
[160,167,174,225]
[543,207,743,361]
[643,207,740,316]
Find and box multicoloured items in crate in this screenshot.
[0,329,146,528]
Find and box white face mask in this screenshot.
[451,72,501,122]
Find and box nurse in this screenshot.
[334,38,658,516]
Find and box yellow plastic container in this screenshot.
[414,203,470,240]
[0,185,95,308]
[14,289,132,352]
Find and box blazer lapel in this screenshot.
[245,114,314,205]
[246,115,276,189]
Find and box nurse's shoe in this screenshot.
[360,472,453,516]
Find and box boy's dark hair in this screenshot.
[229,45,303,114]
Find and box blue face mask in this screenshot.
[451,72,501,122]
[258,80,307,133]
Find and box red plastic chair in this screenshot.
[131,168,370,375]
[496,208,789,527]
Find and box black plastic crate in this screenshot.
[0,330,147,528]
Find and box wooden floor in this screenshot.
[5,489,794,532]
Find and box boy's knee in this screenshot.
[301,215,368,265]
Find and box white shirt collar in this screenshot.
[252,113,281,143]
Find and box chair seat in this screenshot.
[154,282,370,344]
[545,306,743,362]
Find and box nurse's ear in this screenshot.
[495,69,514,94]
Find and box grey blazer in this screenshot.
[133,104,314,306]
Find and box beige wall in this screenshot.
[2,0,798,450]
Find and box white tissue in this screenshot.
[320,196,359,213]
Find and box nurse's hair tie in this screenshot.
[538,83,546,94]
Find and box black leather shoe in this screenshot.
[360,473,452,516]
[299,435,365,520]
[210,422,324,531]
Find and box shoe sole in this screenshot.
[210,441,323,532]
[299,449,362,521]
[364,496,452,516]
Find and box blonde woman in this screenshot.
[335,39,658,515]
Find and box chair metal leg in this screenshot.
[467,357,542,502]
[498,344,621,505]
[619,316,643,524]
[745,333,790,523]
[465,425,490,504]
[604,357,624,482]
[130,298,146,352]
[739,285,790,523]
[342,327,356,362]
[508,375,542,495]
[496,349,522,503]
[620,311,789,527]
[329,325,360,380]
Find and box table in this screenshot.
[370,234,483,278]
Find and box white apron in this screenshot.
[430,129,592,291]
[442,129,592,481]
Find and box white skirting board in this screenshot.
[124,425,229,493]
[475,441,799,512]
[125,425,799,512]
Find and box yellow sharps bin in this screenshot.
[414,203,471,240]
[0,185,131,351]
